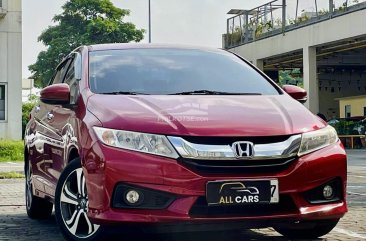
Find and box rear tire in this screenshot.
[25,160,53,219]
[273,219,339,239]
[55,158,104,241]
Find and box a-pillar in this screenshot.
[303,46,319,114]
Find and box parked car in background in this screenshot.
[24,44,347,241]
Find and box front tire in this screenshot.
[55,158,104,241]
[273,219,339,239]
[25,160,53,219]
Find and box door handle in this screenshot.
[47,112,54,120]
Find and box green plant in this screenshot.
[330,120,356,135]
[274,18,282,28]
[226,26,242,46]
[297,15,310,24]
[354,119,366,134]
[255,22,264,38]
[22,98,38,137]
[318,9,329,16]
[288,18,296,25]
[336,1,348,11]
[28,94,39,102]
[254,21,273,38]
[0,172,25,179]
[288,15,310,26]
[279,69,304,88]
[0,140,24,162]
[264,21,273,31]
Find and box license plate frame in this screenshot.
[206,179,279,206]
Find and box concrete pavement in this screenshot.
[0,162,23,173]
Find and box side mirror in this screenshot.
[282,85,307,104]
[40,83,70,105]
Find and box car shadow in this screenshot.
[109,229,325,241]
[0,212,324,241]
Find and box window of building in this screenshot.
[345,105,351,118]
[364,107,366,117]
[0,84,6,121]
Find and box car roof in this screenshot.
[87,43,224,53]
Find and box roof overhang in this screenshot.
[227,9,246,15]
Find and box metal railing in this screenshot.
[224,0,366,49]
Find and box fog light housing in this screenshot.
[323,185,334,199]
[113,183,176,209]
[303,178,342,204]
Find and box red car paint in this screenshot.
[25,44,347,231]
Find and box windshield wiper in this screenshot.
[100,91,150,95]
[169,90,262,95]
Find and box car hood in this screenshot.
[87,94,325,137]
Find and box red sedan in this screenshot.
[24,44,347,241]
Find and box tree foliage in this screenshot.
[29,0,145,87]
[279,69,303,88]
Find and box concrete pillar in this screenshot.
[303,46,319,114]
[255,59,264,71]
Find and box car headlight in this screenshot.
[298,125,339,156]
[93,127,179,159]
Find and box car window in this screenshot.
[89,48,280,95]
[50,58,72,86]
[63,54,79,104]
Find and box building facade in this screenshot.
[224,1,366,120]
[337,96,366,118]
[0,0,22,140]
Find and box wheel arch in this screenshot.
[68,147,80,164]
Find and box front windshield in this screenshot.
[89,48,280,95]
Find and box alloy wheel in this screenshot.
[60,168,100,238]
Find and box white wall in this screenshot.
[0,0,22,140]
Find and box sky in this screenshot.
[22,0,271,79]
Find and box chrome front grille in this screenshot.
[168,134,301,174]
[168,134,302,160]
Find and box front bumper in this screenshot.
[83,141,347,225]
